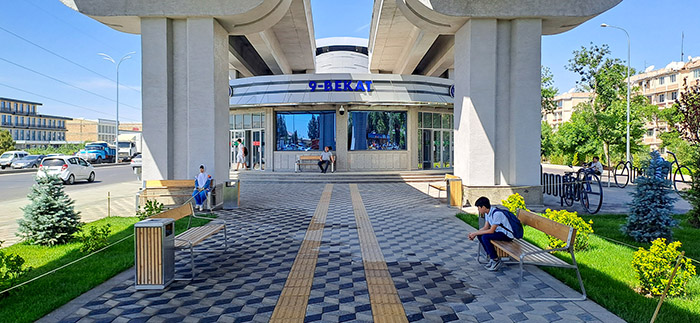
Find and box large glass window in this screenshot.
[348,111,406,150]
[276,111,335,151]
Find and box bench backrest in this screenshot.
[150,203,194,221]
[445,174,459,180]
[298,155,319,160]
[146,180,194,188]
[517,209,576,247]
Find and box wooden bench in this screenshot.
[489,209,586,301]
[151,203,228,280]
[140,179,217,210]
[295,155,335,173]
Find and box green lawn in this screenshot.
[456,213,700,323]
[0,215,214,323]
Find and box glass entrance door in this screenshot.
[230,130,245,167]
[422,129,432,169]
[251,130,265,170]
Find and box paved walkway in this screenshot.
[45,180,622,322]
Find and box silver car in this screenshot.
[11,155,45,169]
[37,156,95,184]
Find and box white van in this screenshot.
[0,150,29,169]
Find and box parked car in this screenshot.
[0,150,29,169]
[37,156,95,184]
[130,153,142,169]
[11,155,45,169]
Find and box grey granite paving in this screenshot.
[44,181,623,322]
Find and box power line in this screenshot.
[0,57,141,111]
[0,25,142,94]
[0,82,140,122]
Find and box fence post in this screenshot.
[107,191,111,217]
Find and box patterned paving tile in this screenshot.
[48,181,622,323]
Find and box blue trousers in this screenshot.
[478,232,512,260]
[192,189,208,206]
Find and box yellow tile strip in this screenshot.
[350,184,408,323]
[270,184,333,322]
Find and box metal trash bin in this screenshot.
[223,180,240,209]
[134,218,175,290]
[133,166,142,181]
[446,178,463,208]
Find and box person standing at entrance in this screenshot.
[318,146,335,173]
[467,197,514,271]
[234,138,247,171]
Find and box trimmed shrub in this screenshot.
[0,242,31,290]
[543,208,593,251]
[501,193,530,214]
[632,238,697,297]
[622,151,678,242]
[78,224,112,253]
[136,200,164,220]
[17,174,81,246]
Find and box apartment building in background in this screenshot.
[0,97,70,149]
[542,92,592,130]
[542,57,700,152]
[66,118,142,143]
[630,57,700,150]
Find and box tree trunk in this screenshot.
[603,141,611,167]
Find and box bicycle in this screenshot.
[613,152,693,193]
[562,165,603,214]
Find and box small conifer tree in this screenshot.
[17,173,81,246]
[621,151,677,242]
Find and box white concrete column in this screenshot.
[408,107,419,170]
[141,17,229,183]
[508,19,542,186]
[453,19,498,186]
[335,105,348,171]
[141,18,174,181]
[453,18,543,203]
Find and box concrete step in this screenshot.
[228,170,451,183]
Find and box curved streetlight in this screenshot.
[98,52,136,163]
[601,23,631,163]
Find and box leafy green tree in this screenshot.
[0,129,15,154]
[17,173,82,246]
[541,66,559,115]
[565,43,647,165]
[671,81,700,227]
[541,122,555,158]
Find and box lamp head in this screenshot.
[600,23,608,28]
[338,106,345,115]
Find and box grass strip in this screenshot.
[456,213,700,323]
[0,215,213,323]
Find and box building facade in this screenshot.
[543,58,700,152]
[0,97,70,149]
[630,58,700,150]
[66,118,142,143]
[542,92,592,130]
[62,0,620,205]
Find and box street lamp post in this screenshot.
[601,23,631,163]
[98,52,135,163]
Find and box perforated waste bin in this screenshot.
[223,180,240,209]
[134,218,175,290]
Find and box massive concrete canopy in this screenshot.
[369,0,620,203]
[61,0,621,203]
[61,0,317,183]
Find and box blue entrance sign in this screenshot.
[309,80,373,92]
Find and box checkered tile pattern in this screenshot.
[52,182,621,323]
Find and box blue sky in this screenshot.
[1,0,698,122]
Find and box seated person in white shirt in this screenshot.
[587,156,603,176]
[467,197,514,271]
[318,146,335,173]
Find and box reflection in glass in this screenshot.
[418,112,423,128]
[243,114,252,129]
[252,113,261,128]
[442,114,450,129]
[433,113,441,128]
[234,115,243,129]
[348,111,407,150]
[276,111,335,151]
[423,113,432,129]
